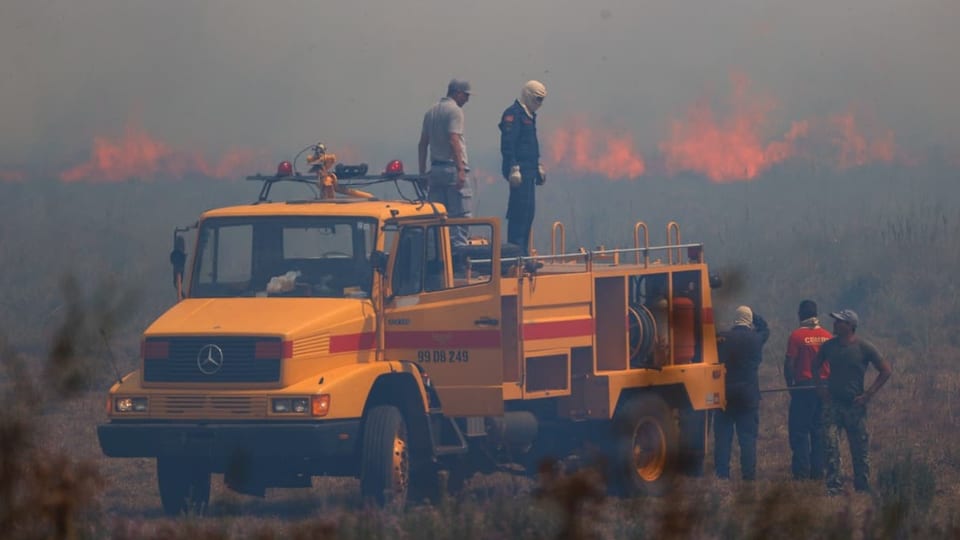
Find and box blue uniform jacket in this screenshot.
[499,100,541,220]
[717,315,770,410]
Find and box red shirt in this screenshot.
[786,326,833,382]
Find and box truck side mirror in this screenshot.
[170,235,187,299]
[709,273,722,289]
[370,250,388,273]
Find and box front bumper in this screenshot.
[97,419,361,459]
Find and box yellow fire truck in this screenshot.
[98,145,726,514]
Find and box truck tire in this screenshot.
[613,394,679,496]
[157,457,211,516]
[360,405,409,507]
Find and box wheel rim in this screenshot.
[392,424,409,494]
[632,416,667,481]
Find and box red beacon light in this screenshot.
[384,159,404,177]
[276,160,293,177]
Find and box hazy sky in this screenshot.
[2,0,957,170]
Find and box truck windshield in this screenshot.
[190,216,378,298]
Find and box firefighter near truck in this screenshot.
[97,143,727,515]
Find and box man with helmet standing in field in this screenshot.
[499,80,547,255]
[813,309,892,494]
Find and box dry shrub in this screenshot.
[875,452,937,536]
[0,275,138,539]
[534,458,606,540]
[0,345,104,539]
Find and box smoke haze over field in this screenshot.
[5,4,960,528]
[1,0,958,181]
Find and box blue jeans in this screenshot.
[788,388,825,479]
[714,407,759,480]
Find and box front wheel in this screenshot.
[612,394,679,496]
[360,406,410,507]
[157,457,211,516]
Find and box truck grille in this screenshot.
[154,395,267,418]
[144,337,281,383]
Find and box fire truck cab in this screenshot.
[97,152,726,514]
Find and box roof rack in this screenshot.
[246,150,427,203]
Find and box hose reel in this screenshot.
[628,303,657,367]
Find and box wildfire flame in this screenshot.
[658,73,808,182]
[60,123,266,183]
[548,123,646,180]
[545,73,910,183]
[51,74,925,186]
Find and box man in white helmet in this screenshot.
[499,80,546,255]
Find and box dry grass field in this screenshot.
[2,162,959,538]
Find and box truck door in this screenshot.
[384,218,503,416]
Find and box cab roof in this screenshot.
[200,198,448,221]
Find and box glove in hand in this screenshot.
[508,165,522,187]
[537,163,546,186]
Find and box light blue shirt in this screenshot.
[421,97,468,167]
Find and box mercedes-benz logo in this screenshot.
[196,344,224,375]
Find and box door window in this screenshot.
[392,227,424,296]
[391,223,494,296]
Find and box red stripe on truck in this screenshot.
[386,330,501,348]
[329,330,503,352]
[329,332,376,353]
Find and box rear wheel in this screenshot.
[613,394,679,496]
[360,406,410,507]
[157,457,211,516]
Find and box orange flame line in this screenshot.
[60,123,267,183]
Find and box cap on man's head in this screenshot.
[447,79,471,96]
[830,309,859,327]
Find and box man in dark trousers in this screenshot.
[813,309,892,494]
[714,305,769,481]
[499,80,547,255]
[784,299,833,480]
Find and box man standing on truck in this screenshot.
[813,309,892,495]
[499,80,547,255]
[784,299,833,480]
[419,78,473,247]
[714,305,769,481]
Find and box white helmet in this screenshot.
[521,80,547,113]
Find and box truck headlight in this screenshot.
[115,397,148,413]
[272,397,309,414]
